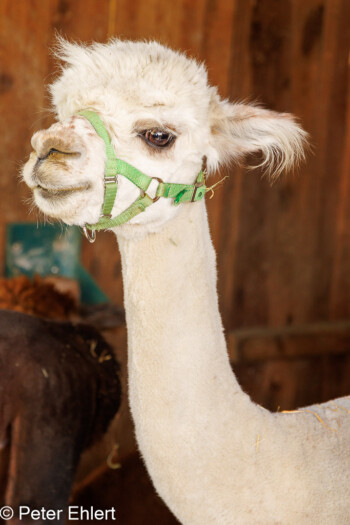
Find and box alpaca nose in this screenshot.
[30,129,83,161]
[37,147,81,162]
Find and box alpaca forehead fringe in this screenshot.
[51,38,211,115]
[54,36,208,80]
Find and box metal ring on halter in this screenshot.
[82,226,96,243]
[150,177,163,202]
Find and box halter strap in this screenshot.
[77,110,207,241]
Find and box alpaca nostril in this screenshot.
[37,148,81,162]
[38,148,62,161]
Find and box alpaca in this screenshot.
[22,39,350,524]
[0,309,121,523]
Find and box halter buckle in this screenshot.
[105,175,118,184]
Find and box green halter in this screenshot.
[77,110,207,243]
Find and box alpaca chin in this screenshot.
[31,185,98,226]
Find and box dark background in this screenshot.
[1,0,349,413]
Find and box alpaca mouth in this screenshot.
[35,184,90,199]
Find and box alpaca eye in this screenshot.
[142,129,175,149]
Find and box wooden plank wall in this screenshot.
[0,0,349,409]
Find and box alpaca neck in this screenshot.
[116,202,262,519]
[116,203,350,525]
[117,202,246,413]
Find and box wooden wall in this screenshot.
[1,0,349,409]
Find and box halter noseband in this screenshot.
[77,110,207,243]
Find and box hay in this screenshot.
[281,408,338,432]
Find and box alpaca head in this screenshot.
[23,39,307,235]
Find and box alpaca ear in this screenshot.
[207,94,308,177]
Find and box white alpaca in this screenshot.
[23,40,350,524]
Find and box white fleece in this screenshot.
[116,202,350,525]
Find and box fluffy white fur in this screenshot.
[22,39,349,524]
